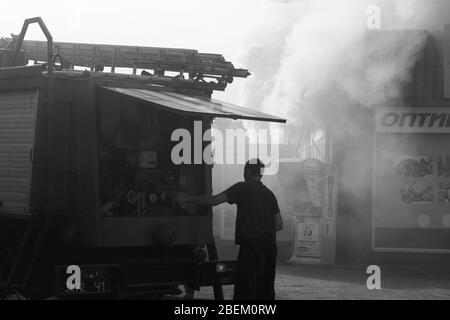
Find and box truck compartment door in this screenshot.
[0,90,39,215]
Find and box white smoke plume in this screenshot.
[237,0,450,140]
[218,0,450,259]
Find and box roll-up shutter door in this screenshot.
[0,90,39,214]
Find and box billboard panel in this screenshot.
[373,107,450,253]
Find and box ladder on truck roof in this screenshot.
[0,36,250,92]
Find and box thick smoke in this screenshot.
[233,0,450,191]
[233,0,447,194]
[240,0,448,110]
[219,0,450,260]
[238,0,449,137]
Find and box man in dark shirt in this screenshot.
[175,159,283,300]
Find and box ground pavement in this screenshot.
[195,263,450,300]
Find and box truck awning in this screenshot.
[101,87,286,123]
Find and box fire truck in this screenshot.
[0,18,285,299]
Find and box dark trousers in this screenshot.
[234,235,278,300]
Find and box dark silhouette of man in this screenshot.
[176,159,283,300]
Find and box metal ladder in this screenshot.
[1,32,250,93]
[18,39,249,78]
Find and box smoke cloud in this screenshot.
[219,0,450,260]
[237,0,449,139]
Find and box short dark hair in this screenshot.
[245,159,265,178]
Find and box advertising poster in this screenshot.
[295,222,321,257]
[374,108,450,252]
[305,175,323,208]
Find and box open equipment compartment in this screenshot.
[96,87,214,247]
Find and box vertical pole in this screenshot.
[71,45,76,70]
[133,47,139,75]
[444,24,450,99]
[42,20,56,214]
[112,48,117,73]
[204,116,224,300]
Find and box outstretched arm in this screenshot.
[176,193,228,207]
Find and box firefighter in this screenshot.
[175,159,283,300]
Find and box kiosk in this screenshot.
[286,159,337,264]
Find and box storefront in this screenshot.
[373,108,450,253]
[211,27,450,265]
[334,27,450,264]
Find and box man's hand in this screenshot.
[175,192,191,207]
